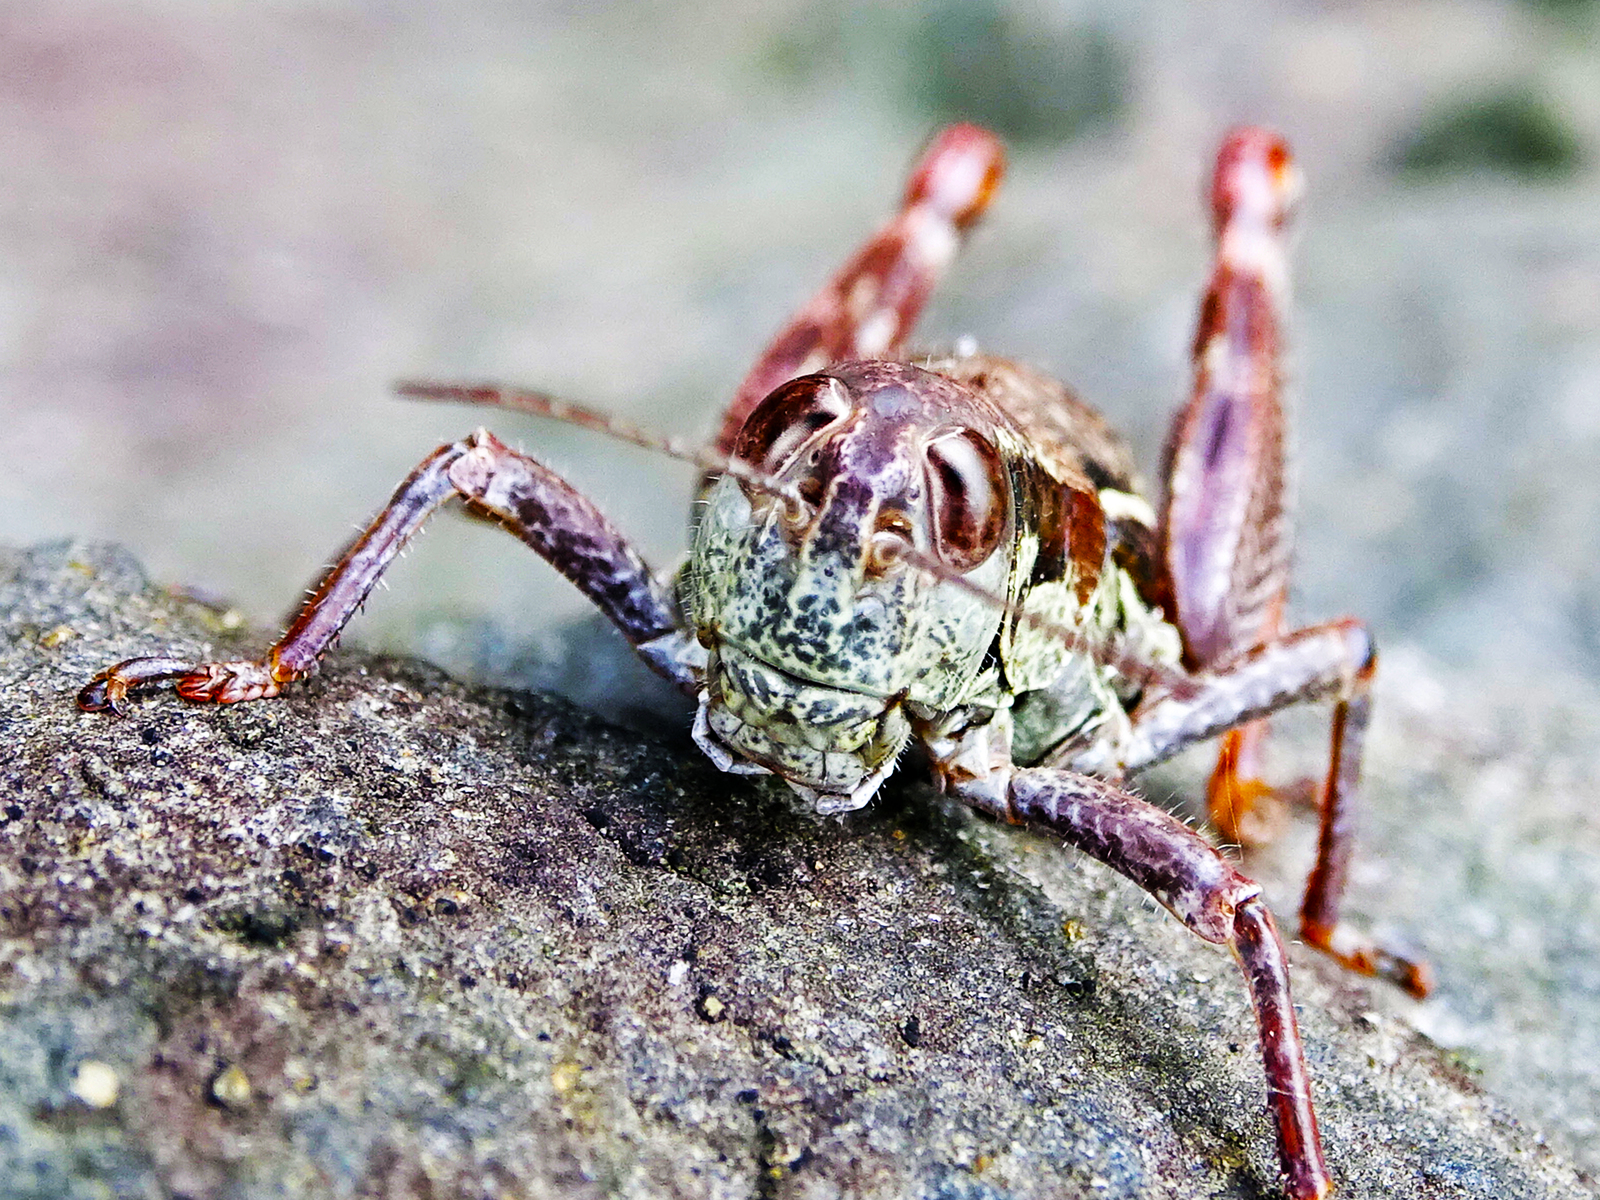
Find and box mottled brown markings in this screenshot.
[927,355,1138,493]
[451,432,683,648]
[1105,509,1174,626]
[1065,484,1108,607]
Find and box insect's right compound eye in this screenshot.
[924,429,1009,574]
[733,375,853,481]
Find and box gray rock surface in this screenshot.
[2,539,1594,1200]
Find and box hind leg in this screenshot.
[714,123,1006,455]
[1159,129,1309,844]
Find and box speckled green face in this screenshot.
[686,362,1018,813]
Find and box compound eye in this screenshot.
[925,429,1008,573]
[733,375,852,479]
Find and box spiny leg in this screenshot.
[1088,618,1430,998]
[79,430,694,713]
[942,752,1331,1200]
[1159,127,1300,843]
[714,123,1005,455]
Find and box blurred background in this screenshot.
[7,0,1600,1171]
[4,0,1600,692]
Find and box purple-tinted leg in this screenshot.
[714,123,1006,455]
[951,765,1330,1200]
[79,430,693,714]
[1085,618,1430,998]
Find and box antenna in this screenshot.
[395,380,802,504]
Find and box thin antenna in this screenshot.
[395,380,802,504]
[398,377,1185,692]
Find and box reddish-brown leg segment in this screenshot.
[714,123,1006,455]
[1159,128,1299,844]
[1150,130,1431,997]
[79,430,691,714]
[1209,722,1279,842]
[1091,618,1430,998]
[958,769,1330,1200]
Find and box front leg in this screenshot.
[925,722,1329,1200]
[79,430,697,713]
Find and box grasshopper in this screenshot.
[81,124,1429,1199]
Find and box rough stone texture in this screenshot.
[1,539,1594,1200]
[6,7,1600,1198]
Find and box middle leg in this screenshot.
[1082,619,1430,998]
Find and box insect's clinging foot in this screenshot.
[77,656,201,714]
[174,660,286,704]
[77,655,285,714]
[1301,919,1434,1000]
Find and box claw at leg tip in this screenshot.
[77,677,125,715]
[1397,959,1435,1001]
[76,680,108,713]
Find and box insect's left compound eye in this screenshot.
[925,429,1009,574]
[733,375,853,480]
